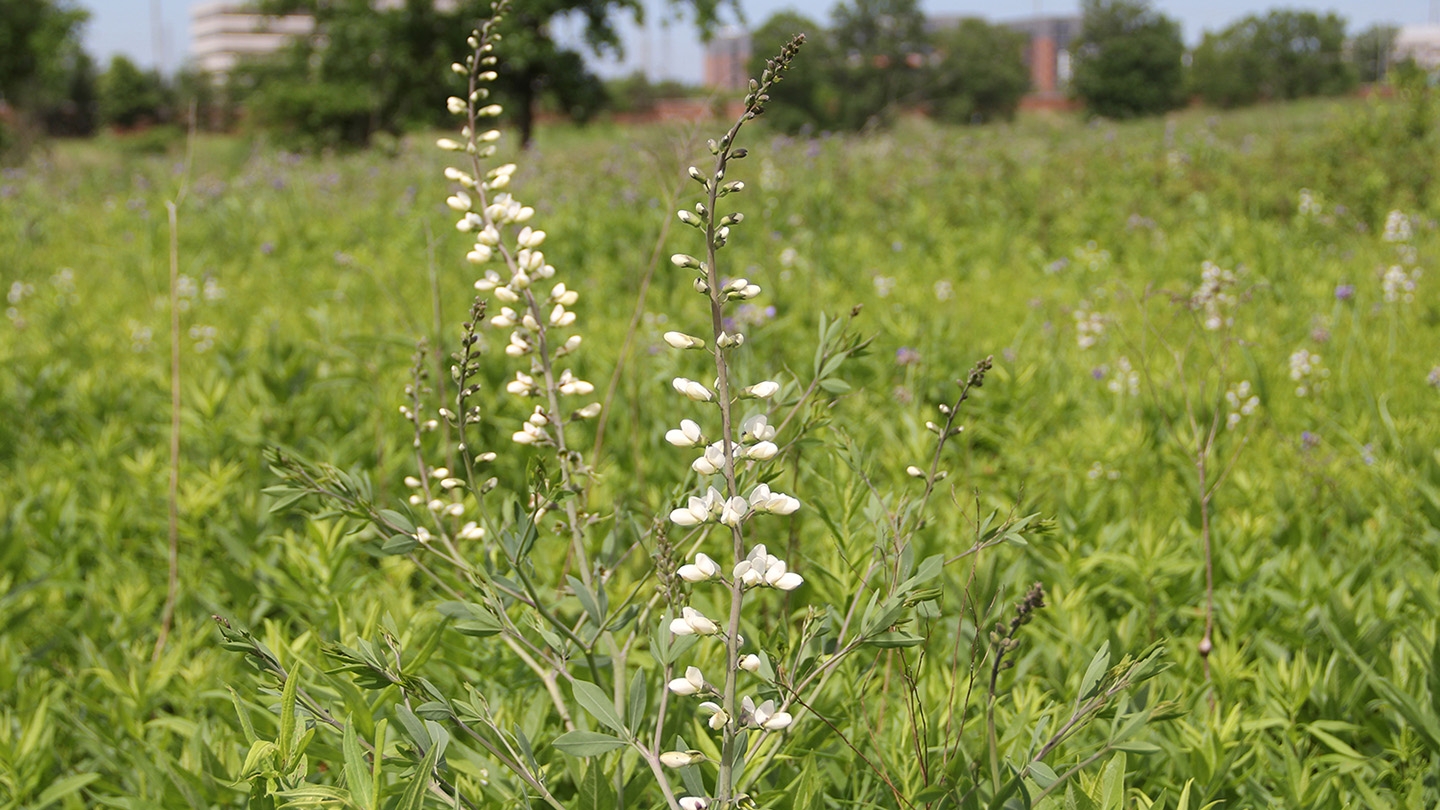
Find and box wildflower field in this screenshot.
[3,74,1439,809]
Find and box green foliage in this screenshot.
[0,0,92,154]
[98,55,169,129]
[1072,0,1185,119]
[1352,24,1400,85]
[928,18,1030,124]
[1192,11,1356,109]
[746,11,832,134]
[2,72,1440,810]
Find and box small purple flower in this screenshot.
[895,347,920,366]
[1427,366,1440,387]
[260,241,275,255]
[271,176,287,191]
[1301,431,1320,450]
[1091,367,1106,380]
[1335,283,1355,302]
[1361,444,1376,466]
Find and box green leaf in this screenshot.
[568,575,605,627]
[278,666,301,769]
[1028,760,1059,788]
[228,685,258,745]
[380,534,419,555]
[33,774,100,810]
[552,730,628,757]
[394,723,443,810]
[1077,642,1111,704]
[436,600,502,637]
[578,758,616,810]
[572,679,626,735]
[1098,752,1125,810]
[379,509,414,533]
[1111,740,1162,755]
[818,377,852,394]
[862,631,925,648]
[627,669,647,731]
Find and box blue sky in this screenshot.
[83,0,1437,82]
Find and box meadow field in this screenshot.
[2,85,1439,809]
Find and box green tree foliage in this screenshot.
[1351,24,1399,84]
[1071,0,1184,119]
[928,18,1030,124]
[1192,10,1355,108]
[747,10,833,133]
[827,0,929,129]
[250,0,730,148]
[97,55,168,129]
[0,0,92,150]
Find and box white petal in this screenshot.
[668,677,701,696]
[670,508,702,527]
[762,712,793,731]
[773,572,804,591]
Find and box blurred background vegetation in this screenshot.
[0,0,1427,158]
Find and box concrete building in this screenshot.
[190,2,314,75]
[1395,24,1440,70]
[704,26,751,92]
[189,0,457,76]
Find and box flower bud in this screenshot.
[664,331,705,350]
[744,380,780,399]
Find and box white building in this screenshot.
[1395,24,1440,70]
[189,0,459,76]
[189,2,314,75]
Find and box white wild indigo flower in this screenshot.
[668,666,707,696]
[1288,349,1327,397]
[677,552,722,582]
[1224,380,1259,430]
[1193,261,1238,330]
[1382,210,1412,243]
[440,57,598,449]
[670,606,720,636]
[1073,308,1105,349]
[1381,266,1419,304]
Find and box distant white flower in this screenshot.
[1382,210,1412,242]
[1381,265,1418,303]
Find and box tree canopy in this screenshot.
[1071,0,1185,119]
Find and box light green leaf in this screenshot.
[552,730,628,757]
[572,679,626,735]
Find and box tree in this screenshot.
[828,0,930,129]
[0,0,88,106]
[1351,24,1398,84]
[928,18,1030,124]
[747,10,832,133]
[1191,11,1354,108]
[255,0,732,148]
[1071,0,1184,119]
[98,55,168,129]
[1,0,91,151]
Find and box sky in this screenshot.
[82,0,1439,83]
